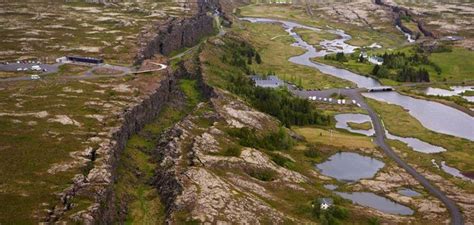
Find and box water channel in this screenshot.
[241,17,474,141]
[334,113,446,154]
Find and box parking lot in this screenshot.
[0,61,60,74]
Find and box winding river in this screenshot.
[242,17,474,141]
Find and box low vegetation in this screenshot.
[347,121,372,131]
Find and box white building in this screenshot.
[251,75,284,88]
[320,198,333,210]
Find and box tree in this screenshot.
[372,65,380,75]
[255,52,262,64]
[335,52,347,62]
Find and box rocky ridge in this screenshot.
[152,88,313,224]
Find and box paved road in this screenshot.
[292,88,464,225]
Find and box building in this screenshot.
[319,198,333,210]
[56,56,69,63]
[251,75,284,88]
[66,56,104,64]
[360,52,384,65]
[368,56,384,65]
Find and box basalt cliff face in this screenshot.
[44,66,186,224]
[135,14,215,65]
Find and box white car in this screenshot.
[16,68,22,71]
[30,75,40,80]
[23,68,28,71]
[31,65,41,71]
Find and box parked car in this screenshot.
[30,75,40,80]
[31,65,41,71]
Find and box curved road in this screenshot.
[294,88,464,225]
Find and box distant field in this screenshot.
[0,0,187,65]
[0,72,163,223]
[294,126,375,149]
[238,4,406,49]
[429,47,474,82]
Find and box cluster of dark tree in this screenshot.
[371,52,438,82]
[221,38,330,127]
[221,41,261,68]
[372,64,430,82]
[227,127,293,151]
[324,52,348,62]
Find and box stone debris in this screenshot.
[47,115,82,127]
[63,87,84,94]
[0,111,49,118]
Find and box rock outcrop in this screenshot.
[152,88,311,224]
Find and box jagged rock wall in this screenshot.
[135,13,215,65]
[45,65,188,224]
[375,0,435,38]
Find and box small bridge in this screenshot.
[367,86,394,92]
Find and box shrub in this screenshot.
[271,153,295,169]
[246,168,277,181]
[223,146,242,157]
[227,127,294,151]
[304,146,319,158]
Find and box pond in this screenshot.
[334,113,375,136]
[323,184,338,190]
[336,192,414,215]
[385,132,446,154]
[398,188,422,197]
[315,152,385,182]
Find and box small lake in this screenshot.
[315,152,385,182]
[398,188,422,197]
[336,192,414,215]
[334,113,375,136]
[324,184,338,190]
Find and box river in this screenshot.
[241,17,474,141]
